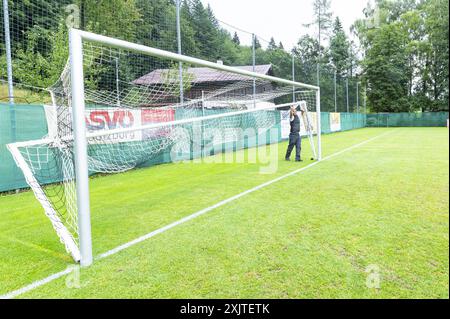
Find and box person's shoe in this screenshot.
[296,159,303,162]
[285,158,291,161]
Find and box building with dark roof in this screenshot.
[133,64,274,106]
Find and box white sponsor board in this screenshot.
[330,112,341,132]
[43,105,58,139]
[44,106,145,143]
[86,109,143,143]
[303,110,317,136]
[280,110,292,139]
[85,108,176,144]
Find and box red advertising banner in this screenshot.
[86,108,176,143]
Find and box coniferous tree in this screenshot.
[304,0,333,86]
[329,17,350,76]
[82,0,141,40]
[232,32,240,45]
[268,37,277,50]
[254,37,262,50]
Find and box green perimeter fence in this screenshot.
[367,112,449,127]
[1,104,446,193]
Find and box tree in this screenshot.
[304,0,333,86]
[422,0,449,111]
[354,0,449,112]
[253,37,262,50]
[268,37,277,50]
[1,0,72,51]
[306,0,333,37]
[189,0,222,59]
[12,23,68,88]
[232,32,240,45]
[362,22,411,112]
[329,17,350,76]
[135,0,177,51]
[81,0,141,41]
[179,0,199,57]
[292,35,321,85]
[0,0,73,86]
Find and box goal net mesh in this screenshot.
[8,39,317,262]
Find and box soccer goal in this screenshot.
[8,29,321,266]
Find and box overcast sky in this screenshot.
[200,0,370,51]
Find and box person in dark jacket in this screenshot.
[285,106,304,162]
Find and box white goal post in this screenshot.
[10,29,322,266]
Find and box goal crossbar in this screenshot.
[75,30,320,92]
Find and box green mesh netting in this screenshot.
[8,103,444,193]
[0,104,49,192]
[366,112,449,127]
[319,112,366,134]
[341,113,367,131]
[320,112,331,134]
[1,104,284,192]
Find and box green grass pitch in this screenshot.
[0,127,448,298]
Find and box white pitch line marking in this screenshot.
[1,130,394,299]
[1,268,73,299]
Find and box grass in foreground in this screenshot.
[0,127,448,298]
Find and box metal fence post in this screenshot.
[252,33,256,107]
[292,53,296,103]
[346,77,349,113]
[334,69,337,113]
[176,0,184,105]
[3,0,16,156]
[316,89,322,161]
[356,81,359,113]
[2,0,14,104]
[115,57,120,106]
[364,84,367,114]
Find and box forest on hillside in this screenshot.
[0,0,448,112]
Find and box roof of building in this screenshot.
[133,64,273,85]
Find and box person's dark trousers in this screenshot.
[285,132,302,161]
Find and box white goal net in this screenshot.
[8,30,321,265]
